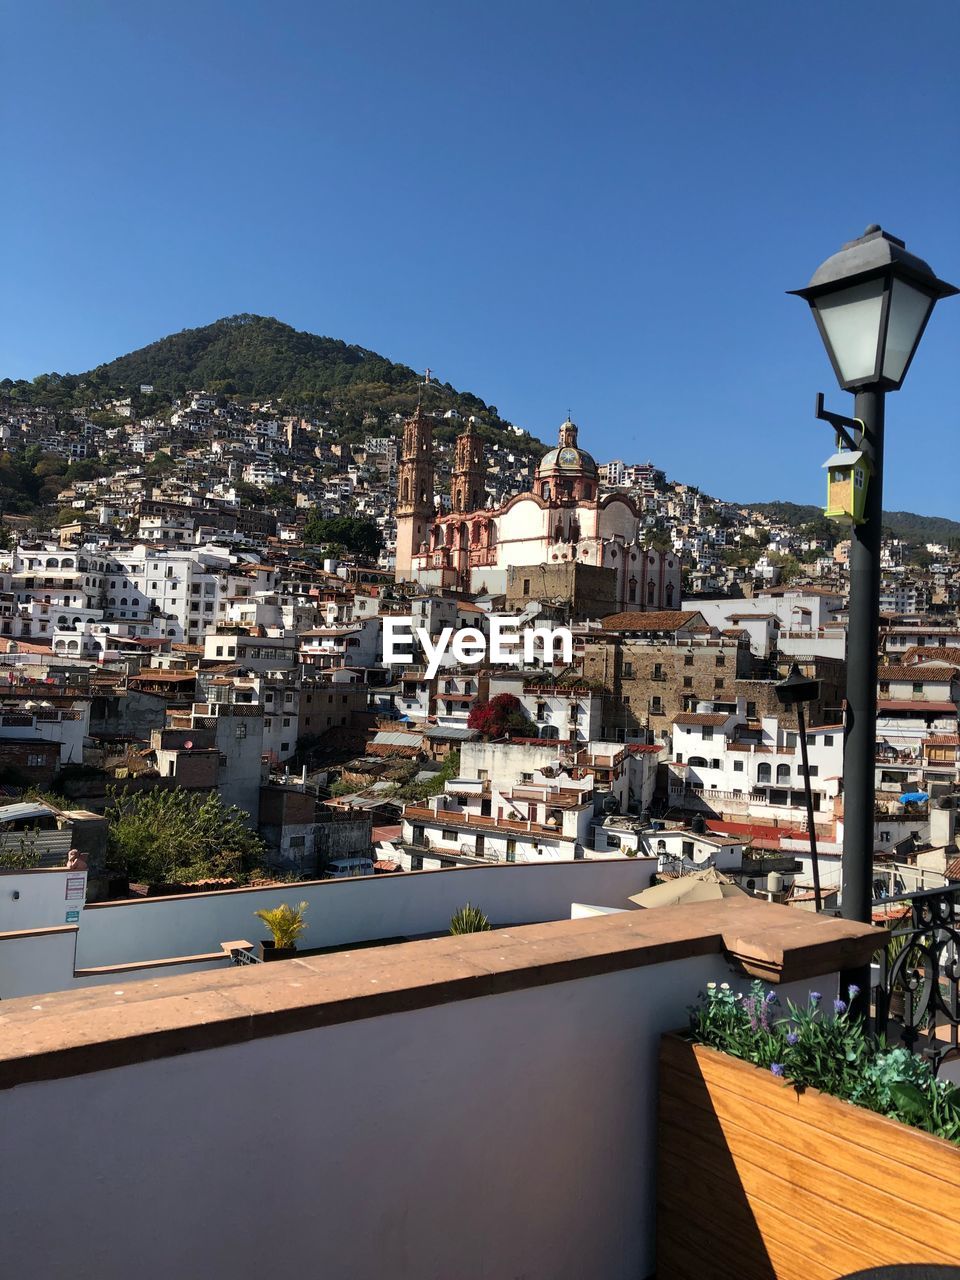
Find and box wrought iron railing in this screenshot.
[873,884,960,1075]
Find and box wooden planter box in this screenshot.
[657,1033,960,1280]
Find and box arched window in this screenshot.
[647,580,656,605]
[688,756,708,768]
[757,763,772,784]
[665,581,674,606]
[401,477,410,503]
[776,764,790,783]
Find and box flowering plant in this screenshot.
[689,980,960,1146]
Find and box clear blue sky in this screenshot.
[3,1,958,515]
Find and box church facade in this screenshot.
[394,410,680,611]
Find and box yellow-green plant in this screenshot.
[449,903,491,935]
[255,901,309,949]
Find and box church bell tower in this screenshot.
[450,425,485,515]
[395,407,434,580]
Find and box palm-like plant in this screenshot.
[449,903,491,935]
[255,901,309,950]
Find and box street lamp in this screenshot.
[791,226,956,1006]
[775,664,823,912]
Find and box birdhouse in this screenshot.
[822,448,871,524]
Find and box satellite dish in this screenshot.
[184,739,193,750]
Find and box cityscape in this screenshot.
[2,3,960,1279]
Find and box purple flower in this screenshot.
[743,996,758,1031]
[770,1063,785,1077]
[834,999,847,1015]
[848,984,860,1000]
[786,1032,798,1046]
[809,991,822,1004]
[765,990,778,1004]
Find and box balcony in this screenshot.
[0,898,884,1279]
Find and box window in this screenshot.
[216,645,223,657]
[650,696,663,714]
[441,829,457,842]
[653,663,663,680]
[281,742,289,752]
[776,764,790,783]
[733,760,744,772]
[683,676,693,688]
[506,839,516,862]
[786,732,797,748]
[913,682,923,694]
[675,752,683,764]
[235,723,247,740]
[522,578,531,594]
[623,661,633,677]
[880,682,890,695]
[711,758,720,769]
[288,836,305,849]
[27,753,45,768]
[682,840,694,857]
[757,763,772,783]
[701,727,713,741]
[622,695,630,706]
[824,734,834,746]
[684,655,693,667]
[746,702,757,719]
[521,772,534,782]
[716,655,725,667]
[714,678,724,688]
[801,764,819,777]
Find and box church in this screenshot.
[394,409,680,611]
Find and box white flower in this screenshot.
[720,982,731,991]
[707,982,717,990]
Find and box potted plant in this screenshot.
[658,982,960,1279]
[254,901,308,961]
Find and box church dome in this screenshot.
[536,419,598,480]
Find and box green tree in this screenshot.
[105,787,266,885]
[303,513,383,558]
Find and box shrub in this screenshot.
[449,903,491,935]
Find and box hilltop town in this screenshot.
[0,315,959,989]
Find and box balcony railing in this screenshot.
[873,884,960,1075]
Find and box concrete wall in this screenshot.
[0,867,85,933]
[0,925,77,998]
[77,860,653,968]
[0,954,837,1280]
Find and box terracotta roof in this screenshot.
[600,610,702,632]
[924,734,960,746]
[945,856,960,882]
[673,712,728,727]
[877,665,958,682]
[130,670,196,683]
[904,646,960,666]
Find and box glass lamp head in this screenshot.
[790,226,957,392]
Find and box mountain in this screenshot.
[1,314,532,446]
[745,500,960,547]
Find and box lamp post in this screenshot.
[790,226,957,1007]
[775,663,823,912]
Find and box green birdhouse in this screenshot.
[823,448,871,524]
